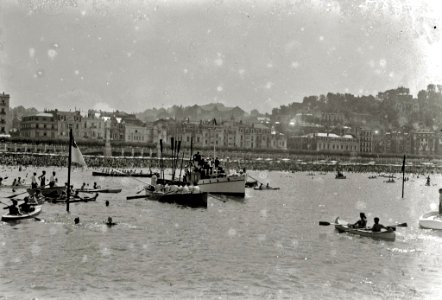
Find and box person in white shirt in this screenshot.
[49,171,57,188]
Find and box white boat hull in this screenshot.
[419,211,442,230]
[197,174,246,196]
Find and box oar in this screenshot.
[7,183,51,198]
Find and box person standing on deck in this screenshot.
[31,172,38,189]
[49,171,57,188]
[38,170,46,188]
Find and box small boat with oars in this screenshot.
[332,217,396,241]
[127,186,207,208]
[2,205,42,221]
[253,184,280,191]
[47,193,99,204]
[75,188,122,194]
[92,170,158,178]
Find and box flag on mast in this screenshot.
[71,138,87,167]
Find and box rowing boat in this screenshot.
[127,191,208,208]
[47,193,99,203]
[92,171,157,178]
[253,187,280,190]
[334,217,396,241]
[1,205,42,221]
[76,188,122,194]
[419,211,442,230]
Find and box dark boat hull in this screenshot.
[128,192,208,208]
[92,171,156,178]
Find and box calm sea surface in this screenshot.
[1,166,442,300]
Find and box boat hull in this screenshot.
[76,188,122,194]
[146,192,208,208]
[253,187,280,190]
[334,217,396,241]
[2,205,42,221]
[27,186,66,198]
[419,211,442,230]
[92,171,155,178]
[197,174,246,196]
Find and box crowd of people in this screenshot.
[0,152,441,175]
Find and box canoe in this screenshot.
[335,175,346,179]
[2,205,42,221]
[92,171,157,178]
[419,211,442,230]
[0,184,29,189]
[76,188,122,194]
[48,193,99,203]
[253,187,280,190]
[334,217,396,241]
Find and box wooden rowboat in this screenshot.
[334,217,396,241]
[2,205,42,221]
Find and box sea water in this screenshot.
[1,166,441,299]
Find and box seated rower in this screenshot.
[259,183,263,190]
[3,200,20,215]
[266,183,270,189]
[371,217,390,232]
[93,182,100,189]
[350,212,367,228]
[105,217,117,226]
[19,197,35,213]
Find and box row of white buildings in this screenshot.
[19,109,288,150]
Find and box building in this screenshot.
[0,92,12,134]
[411,130,437,156]
[20,112,57,139]
[154,119,287,151]
[81,110,107,141]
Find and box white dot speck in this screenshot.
[379,59,387,68]
[228,228,237,236]
[319,36,324,41]
[81,10,86,16]
[183,69,188,74]
[48,49,57,59]
[214,58,223,66]
[29,48,35,58]
[291,61,299,68]
[217,86,223,92]
[74,70,80,76]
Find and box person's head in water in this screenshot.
[23,197,29,203]
[105,200,109,207]
[360,212,366,220]
[11,200,17,206]
[374,217,380,224]
[74,217,80,224]
[107,217,113,224]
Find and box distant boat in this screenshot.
[335,172,346,179]
[92,171,158,178]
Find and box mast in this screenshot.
[66,128,72,212]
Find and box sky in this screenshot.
[0,0,441,114]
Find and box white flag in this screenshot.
[71,139,87,167]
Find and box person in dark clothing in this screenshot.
[351,212,367,229]
[19,197,34,213]
[38,171,46,188]
[371,217,389,232]
[3,200,20,215]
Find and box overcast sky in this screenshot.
[0,0,441,113]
